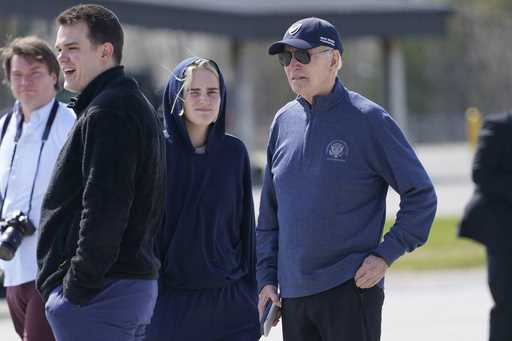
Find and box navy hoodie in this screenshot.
[159,57,256,289]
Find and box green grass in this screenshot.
[386,217,486,271]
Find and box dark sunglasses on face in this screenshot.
[277,48,332,66]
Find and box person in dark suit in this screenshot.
[459,112,512,341]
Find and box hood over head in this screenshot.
[162,57,226,152]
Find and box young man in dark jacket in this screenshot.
[36,4,165,340]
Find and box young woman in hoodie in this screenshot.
[144,57,259,341]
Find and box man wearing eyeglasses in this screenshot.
[256,17,437,341]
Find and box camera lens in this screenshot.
[0,226,23,261]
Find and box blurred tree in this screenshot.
[403,0,512,117]
[454,0,512,12]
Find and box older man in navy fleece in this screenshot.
[256,17,437,341]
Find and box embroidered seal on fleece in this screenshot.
[326,139,349,161]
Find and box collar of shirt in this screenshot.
[14,98,56,130]
[69,65,125,115]
[297,78,348,113]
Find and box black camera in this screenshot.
[0,211,36,261]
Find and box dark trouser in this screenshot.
[282,279,384,341]
[45,279,157,341]
[487,249,512,341]
[5,280,55,341]
[145,278,260,341]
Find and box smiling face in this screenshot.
[55,22,108,93]
[283,46,338,104]
[9,55,57,112]
[182,67,221,129]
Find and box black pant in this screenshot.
[282,279,384,341]
[488,249,512,341]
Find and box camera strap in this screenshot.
[0,112,13,146]
[0,100,59,219]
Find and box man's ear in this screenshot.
[51,72,58,88]
[101,42,114,61]
[330,52,337,67]
[332,51,342,71]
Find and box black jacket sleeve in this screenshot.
[63,110,139,305]
[472,116,512,204]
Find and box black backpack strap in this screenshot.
[0,112,13,146]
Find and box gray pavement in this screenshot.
[0,300,16,340]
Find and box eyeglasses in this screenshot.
[277,48,332,66]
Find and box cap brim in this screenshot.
[268,39,318,55]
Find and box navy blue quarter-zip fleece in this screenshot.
[256,79,437,298]
[158,57,256,289]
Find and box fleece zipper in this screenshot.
[302,104,314,168]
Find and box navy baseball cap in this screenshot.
[268,17,343,55]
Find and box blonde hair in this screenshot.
[177,59,220,116]
[182,59,219,93]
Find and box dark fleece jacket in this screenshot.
[36,66,166,305]
[158,57,256,289]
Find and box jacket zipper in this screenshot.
[302,106,314,167]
